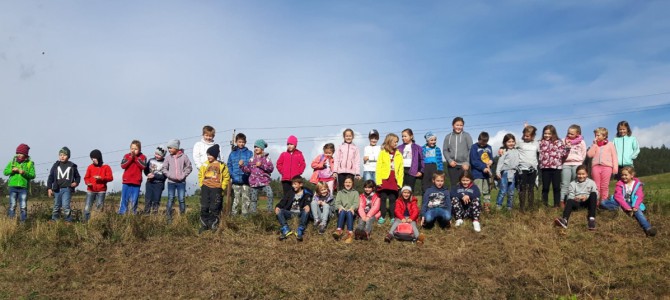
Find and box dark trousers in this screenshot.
[421,163,438,192]
[379,190,398,219]
[541,168,561,207]
[200,186,223,228]
[144,181,165,214]
[562,192,597,221]
[281,181,292,198]
[447,165,464,190]
[402,167,418,191]
[518,169,537,211]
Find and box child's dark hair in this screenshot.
[575,165,589,174]
[368,129,379,140]
[363,180,376,189]
[452,116,464,125]
[432,170,446,181]
[402,128,415,143]
[235,133,247,142]
[617,120,632,137]
[343,128,355,138]
[131,140,142,151]
[459,170,474,181]
[502,133,516,147]
[291,176,304,184]
[343,174,355,184]
[323,143,335,152]
[523,125,537,138]
[478,131,489,143]
[542,125,559,141]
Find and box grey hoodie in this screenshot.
[496,148,519,181]
[568,178,599,199]
[443,131,473,166]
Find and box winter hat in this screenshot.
[424,131,436,142]
[59,147,71,158]
[90,149,103,165]
[400,186,412,194]
[207,144,221,158]
[369,129,379,139]
[287,135,298,146]
[155,145,167,157]
[254,139,267,150]
[167,139,180,149]
[16,144,30,156]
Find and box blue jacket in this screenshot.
[422,145,444,171]
[227,147,253,184]
[421,186,450,216]
[469,143,493,179]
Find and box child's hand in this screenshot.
[48,189,53,198]
[496,174,501,180]
[70,182,78,188]
[304,206,310,213]
[462,164,470,171]
[256,161,261,167]
[349,209,355,214]
[355,175,361,180]
[94,175,101,180]
[339,208,343,213]
[364,155,369,162]
[238,160,244,166]
[463,195,470,204]
[420,217,424,226]
[274,207,280,215]
[416,172,422,178]
[11,167,19,173]
[318,200,324,206]
[483,168,490,174]
[147,173,154,179]
[449,161,457,168]
[486,160,493,167]
[632,207,638,212]
[87,183,93,186]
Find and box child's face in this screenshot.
[364,186,374,195]
[460,177,472,186]
[401,189,412,199]
[522,133,534,142]
[620,171,633,183]
[427,136,437,147]
[567,128,578,139]
[343,178,354,190]
[595,132,606,142]
[130,144,140,156]
[168,147,178,155]
[155,154,163,160]
[453,121,464,134]
[17,154,26,160]
[401,132,412,144]
[369,138,378,146]
[207,155,216,163]
[59,153,68,162]
[478,138,488,147]
[324,149,334,157]
[91,158,99,166]
[287,144,296,152]
[505,138,516,149]
[576,169,588,182]
[543,129,552,140]
[390,137,398,150]
[618,126,628,137]
[319,187,329,197]
[254,146,263,155]
[343,131,354,143]
[433,176,445,189]
[203,133,215,143]
[236,139,246,148]
[292,181,303,192]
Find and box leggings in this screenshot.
[379,190,398,219]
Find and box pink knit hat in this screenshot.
[287,135,298,146]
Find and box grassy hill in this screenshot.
[1,174,669,299]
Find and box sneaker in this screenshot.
[377,217,386,225]
[455,219,464,227]
[473,221,481,232]
[313,219,320,228]
[211,217,220,231]
[198,225,208,234]
[279,226,290,241]
[554,217,568,229]
[318,225,326,235]
[296,226,305,242]
[332,229,343,240]
[390,218,396,224]
[645,227,657,237]
[384,233,393,243]
[416,233,425,245]
[587,218,596,231]
[344,232,354,244]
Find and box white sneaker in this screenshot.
[473,221,481,232]
[455,219,464,227]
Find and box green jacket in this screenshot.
[613,136,640,167]
[335,188,359,211]
[4,156,36,188]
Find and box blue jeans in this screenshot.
[166,182,186,218]
[336,210,355,231]
[8,187,28,221]
[119,184,140,214]
[84,192,106,221]
[423,207,452,228]
[52,188,72,221]
[600,199,652,230]
[276,209,309,228]
[496,171,515,208]
[362,171,375,182]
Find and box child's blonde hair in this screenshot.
[315,182,330,196]
[594,127,608,139]
[620,166,635,177]
[382,133,399,153]
[568,124,582,135]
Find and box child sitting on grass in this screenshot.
[600,166,657,237]
[385,186,424,244]
[332,175,359,244]
[275,176,312,241]
[451,171,482,232]
[420,171,452,229]
[311,182,334,234]
[554,165,598,231]
[355,180,381,241]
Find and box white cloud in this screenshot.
[634,122,670,148]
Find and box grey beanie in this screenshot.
[167,139,180,149]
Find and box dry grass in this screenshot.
[1,185,669,299]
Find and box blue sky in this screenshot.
[2,1,669,192]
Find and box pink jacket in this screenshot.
[613,178,644,210]
[562,138,587,166]
[587,142,619,174]
[333,142,360,176]
[310,154,335,184]
[276,149,306,181]
[358,192,381,219]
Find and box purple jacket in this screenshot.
[241,153,274,187]
[397,143,424,176]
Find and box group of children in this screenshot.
[3,119,657,239]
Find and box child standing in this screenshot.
[362,129,381,182]
[47,147,81,222]
[311,182,334,234]
[241,139,275,213]
[517,125,540,211]
[310,143,336,195]
[443,117,473,188]
[421,131,443,192]
[333,128,361,191]
[384,186,424,244]
[554,165,598,230]
[587,127,618,204]
[451,171,482,232]
[193,125,218,170]
[355,180,381,240]
[83,149,113,221]
[420,171,452,229]
[197,144,230,233]
[539,125,565,207]
[161,139,193,221]
[375,133,404,224]
[495,134,519,210]
[143,145,167,215]
[275,176,312,241]
[332,175,359,243]
[469,132,494,212]
[4,144,36,221]
[228,133,253,215]
[277,135,306,197]
[119,140,148,215]
[560,124,587,205]
[613,121,640,178]
[398,128,424,192]
[600,167,656,236]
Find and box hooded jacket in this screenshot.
[562,136,587,166]
[443,131,473,166]
[193,139,218,170]
[227,146,253,185]
[84,163,114,192]
[276,188,313,211]
[198,160,230,190]
[358,192,381,219]
[241,153,274,187]
[276,149,306,181]
[161,150,193,183]
[47,161,81,191]
[451,182,481,204]
[4,156,36,188]
[613,178,646,211]
[469,143,493,179]
[310,154,335,184]
[121,152,148,185]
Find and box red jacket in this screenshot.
[84,164,114,192]
[277,149,306,181]
[121,153,147,185]
[358,192,381,219]
[394,196,419,221]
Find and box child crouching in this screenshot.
[355,180,381,241]
[384,186,424,244]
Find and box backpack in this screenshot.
[394,222,415,241]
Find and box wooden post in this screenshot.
[225,129,235,216]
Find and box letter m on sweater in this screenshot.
[58,166,71,180]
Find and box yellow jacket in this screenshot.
[198,160,231,190]
[375,150,404,189]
